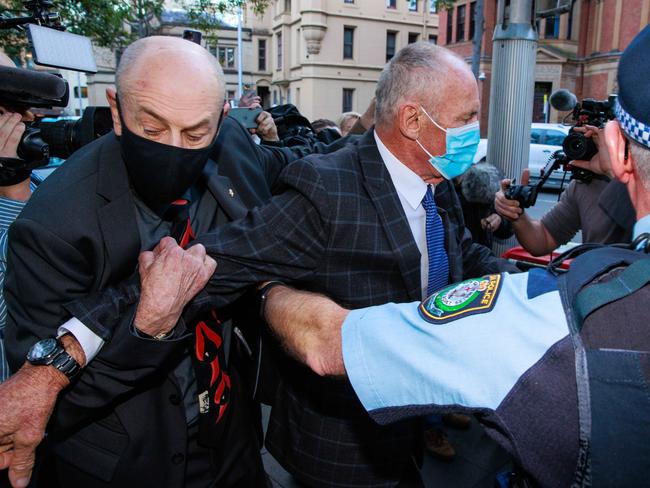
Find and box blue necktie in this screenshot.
[422,186,449,296]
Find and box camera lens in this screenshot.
[563,132,598,161]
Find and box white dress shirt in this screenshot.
[374,131,434,300]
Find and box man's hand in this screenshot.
[252,111,279,142]
[0,108,25,159]
[569,125,613,177]
[495,179,522,222]
[0,335,83,488]
[481,213,502,232]
[134,237,217,337]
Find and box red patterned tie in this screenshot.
[169,199,231,438]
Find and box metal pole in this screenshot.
[76,71,83,115]
[486,0,538,256]
[236,4,244,99]
[471,0,485,79]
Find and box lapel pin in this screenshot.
[228,188,235,198]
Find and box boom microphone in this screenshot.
[549,89,578,112]
[461,162,504,205]
[0,65,69,108]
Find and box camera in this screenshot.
[505,151,569,208]
[18,107,113,162]
[550,89,617,162]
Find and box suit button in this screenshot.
[171,453,185,465]
[169,394,181,405]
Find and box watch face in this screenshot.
[27,338,58,362]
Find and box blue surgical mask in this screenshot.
[416,107,480,180]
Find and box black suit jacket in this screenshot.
[4,118,293,486]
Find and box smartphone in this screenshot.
[228,107,263,129]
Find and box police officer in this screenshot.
[264,25,650,488]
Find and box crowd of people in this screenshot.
[0,24,648,488]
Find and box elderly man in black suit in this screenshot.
[47,42,519,487]
[1,35,304,488]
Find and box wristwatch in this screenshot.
[26,337,81,380]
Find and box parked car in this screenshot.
[473,123,571,190]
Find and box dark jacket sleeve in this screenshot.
[190,158,331,311]
[60,159,332,343]
[5,218,190,431]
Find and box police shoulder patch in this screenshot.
[418,274,503,324]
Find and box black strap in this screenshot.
[575,258,650,325]
[558,273,593,487]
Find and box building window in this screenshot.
[344,0,354,3]
[408,32,419,44]
[284,0,291,12]
[545,15,560,39]
[386,31,397,62]
[429,0,436,13]
[343,26,355,59]
[409,0,418,11]
[428,34,438,44]
[273,90,277,105]
[469,1,477,40]
[218,46,235,68]
[567,4,574,39]
[276,33,282,69]
[446,9,453,44]
[258,39,266,71]
[73,86,88,98]
[227,90,236,103]
[342,88,354,113]
[386,0,396,8]
[456,5,466,42]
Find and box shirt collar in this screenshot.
[374,130,429,209]
[633,213,650,241]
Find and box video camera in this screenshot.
[550,89,617,161]
[0,66,112,163]
[505,150,570,208]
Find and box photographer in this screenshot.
[495,125,635,255]
[0,53,42,384]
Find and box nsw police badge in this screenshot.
[418,274,502,324]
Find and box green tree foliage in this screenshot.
[0,0,270,57]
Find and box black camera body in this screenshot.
[562,96,616,161]
[18,107,113,162]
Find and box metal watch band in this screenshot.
[51,348,82,379]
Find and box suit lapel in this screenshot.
[203,160,248,221]
[358,130,422,302]
[95,134,141,282]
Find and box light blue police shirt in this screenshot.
[341,270,568,417]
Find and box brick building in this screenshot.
[440,0,650,132]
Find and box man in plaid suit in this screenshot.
[189,42,518,487]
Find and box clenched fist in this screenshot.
[134,237,217,338]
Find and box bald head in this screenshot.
[375,42,476,127]
[107,36,226,149]
[116,36,225,110]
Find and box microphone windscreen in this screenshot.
[0,65,68,103]
[461,162,504,205]
[550,89,578,112]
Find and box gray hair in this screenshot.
[375,42,466,126]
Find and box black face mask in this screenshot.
[117,99,222,208]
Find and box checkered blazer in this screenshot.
[194,129,518,487]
